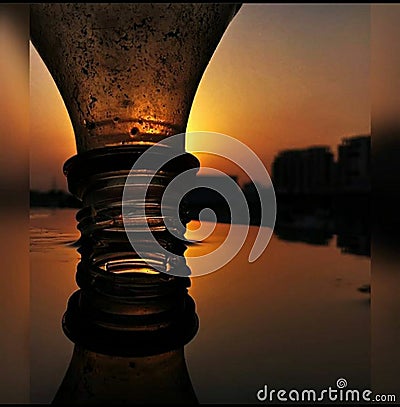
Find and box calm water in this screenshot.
[30,208,370,404]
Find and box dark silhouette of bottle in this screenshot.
[53,345,197,404]
[53,282,199,404]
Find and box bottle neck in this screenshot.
[56,144,200,402]
[63,145,199,284]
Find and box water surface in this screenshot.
[30,208,370,404]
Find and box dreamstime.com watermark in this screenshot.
[256,378,396,403]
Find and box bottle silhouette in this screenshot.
[53,284,199,404]
[53,346,197,404]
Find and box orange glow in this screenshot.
[30,44,75,191]
[30,5,370,190]
[186,4,370,182]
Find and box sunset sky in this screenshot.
[30,4,370,191]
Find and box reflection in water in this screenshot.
[188,191,370,258]
[45,208,200,404]
[53,285,198,404]
[30,209,370,403]
[274,196,370,257]
[54,346,197,404]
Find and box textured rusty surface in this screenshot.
[30,3,241,153]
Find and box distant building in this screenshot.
[337,135,370,193]
[271,135,370,195]
[272,146,334,195]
